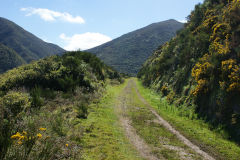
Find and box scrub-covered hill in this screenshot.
[138,0,240,141]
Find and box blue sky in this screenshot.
[0,0,203,50]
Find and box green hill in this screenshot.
[87,19,183,75]
[138,0,240,141]
[0,43,26,73]
[0,17,65,63]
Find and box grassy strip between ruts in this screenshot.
[135,78,240,160]
[78,79,142,160]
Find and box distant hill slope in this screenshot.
[0,17,65,63]
[0,43,26,73]
[138,0,240,141]
[87,19,184,75]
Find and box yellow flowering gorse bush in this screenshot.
[11,127,47,145]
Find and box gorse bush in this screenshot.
[0,51,122,159]
[138,0,240,142]
[5,127,70,160]
[0,91,30,159]
[0,51,121,93]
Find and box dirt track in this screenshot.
[115,79,215,160]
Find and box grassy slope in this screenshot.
[136,79,240,160]
[79,80,142,160]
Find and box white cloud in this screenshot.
[20,7,85,24]
[59,32,112,51]
[178,19,187,23]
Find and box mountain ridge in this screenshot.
[87,19,184,75]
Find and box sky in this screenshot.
[0,0,204,51]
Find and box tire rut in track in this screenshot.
[116,80,160,160]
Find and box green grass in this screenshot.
[136,78,240,160]
[79,80,142,160]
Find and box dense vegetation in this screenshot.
[0,51,122,159]
[0,17,64,69]
[0,43,26,73]
[138,0,240,142]
[87,19,183,75]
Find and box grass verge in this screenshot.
[136,78,240,160]
[79,80,142,160]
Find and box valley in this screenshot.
[0,0,240,159]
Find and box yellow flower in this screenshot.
[39,128,46,131]
[19,136,25,141]
[11,132,21,139]
[37,133,42,139]
[65,144,69,147]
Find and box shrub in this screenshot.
[5,127,65,160]
[0,91,30,159]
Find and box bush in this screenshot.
[0,91,30,159]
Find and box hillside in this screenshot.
[138,0,240,141]
[0,43,26,73]
[0,17,65,64]
[87,19,184,75]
